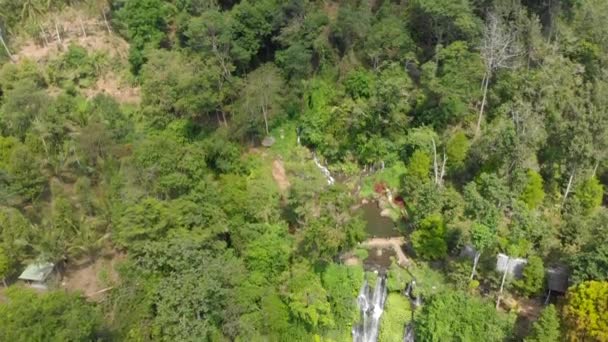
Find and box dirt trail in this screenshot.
[272,159,290,191]
[361,237,409,266]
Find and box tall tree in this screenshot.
[563,281,608,341]
[476,13,519,136]
[526,304,561,342]
[415,291,513,341]
[237,63,283,137]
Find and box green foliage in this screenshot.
[409,0,482,48]
[360,162,406,198]
[321,264,364,325]
[235,63,284,137]
[407,149,432,183]
[569,242,608,284]
[281,262,334,329]
[115,0,172,73]
[521,170,545,209]
[446,131,470,170]
[575,177,604,213]
[3,0,608,340]
[47,44,106,89]
[297,186,366,262]
[415,291,514,341]
[0,79,50,140]
[418,40,484,126]
[411,214,447,260]
[0,246,10,282]
[386,265,408,293]
[344,69,374,99]
[526,304,560,342]
[0,287,101,342]
[378,293,412,342]
[563,281,608,341]
[331,4,371,54]
[514,255,545,296]
[470,222,494,252]
[140,50,221,127]
[364,11,416,68]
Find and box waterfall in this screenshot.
[313,153,335,185]
[352,275,388,342]
[403,323,415,342]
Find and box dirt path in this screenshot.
[361,237,409,266]
[272,159,290,191]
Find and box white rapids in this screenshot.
[352,276,388,342]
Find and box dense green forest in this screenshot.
[0,0,607,341]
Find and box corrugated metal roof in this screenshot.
[547,266,569,293]
[496,253,527,278]
[18,262,55,282]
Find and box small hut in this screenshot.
[495,253,527,279]
[545,266,569,303]
[18,262,55,290]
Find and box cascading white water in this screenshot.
[313,153,335,185]
[352,276,388,342]
[403,323,415,342]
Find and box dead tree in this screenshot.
[0,28,14,62]
[496,256,510,309]
[432,138,447,186]
[476,13,520,137]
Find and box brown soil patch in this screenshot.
[323,1,339,20]
[84,73,141,104]
[62,251,124,300]
[272,159,290,191]
[15,15,128,63]
[343,256,361,266]
[513,296,543,337]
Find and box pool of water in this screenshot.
[363,247,396,272]
[358,202,400,238]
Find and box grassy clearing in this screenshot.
[360,162,407,198]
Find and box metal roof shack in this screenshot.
[18,262,55,289]
[547,266,569,293]
[496,253,527,279]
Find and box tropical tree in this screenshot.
[563,281,608,341]
[526,304,560,342]
[236,63,284,137]
[0,287,101,341]
[415,291,513,341]
[411,213,447,260]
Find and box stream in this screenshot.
[310,156,410,342]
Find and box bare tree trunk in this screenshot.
[39,23,50,46]
[79,16,87,38]
[476,72,490,137]
[470,252,481,280]
[562,172,575,206]
[0,29,14,62]
[432,138,438,184]
[262,106,269,136]
[496,257,510,309]
[102,9,112,34]
[439,151,447,186]
[2,278,6,288]
[221,110,228,127]
[55,19,62,44]
[592,161,599,177]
